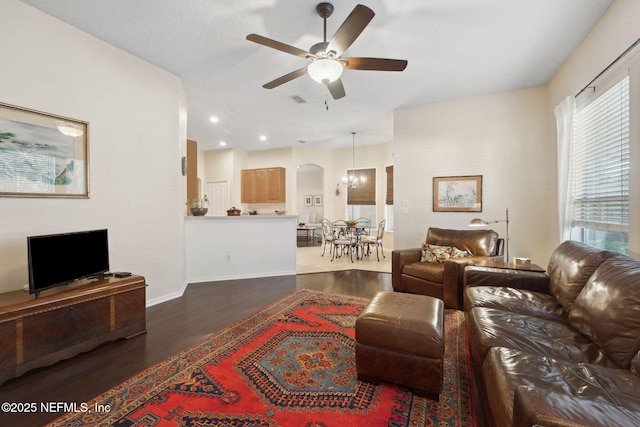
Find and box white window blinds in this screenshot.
[572,75,629,232]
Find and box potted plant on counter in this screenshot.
[187,195,209,216]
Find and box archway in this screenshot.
[296,163,324,230]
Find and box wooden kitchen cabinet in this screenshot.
[241,169,256,202]
[241,167,286,203]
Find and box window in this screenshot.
[347,168,376,205]
[571,75,629,254]
[346,168,376,225]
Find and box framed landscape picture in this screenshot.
[0,102,89,198]
[433,175,482,212]
[314,195,322,206]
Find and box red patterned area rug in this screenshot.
[47,289,474,427]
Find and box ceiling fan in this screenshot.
[246,2,408,100]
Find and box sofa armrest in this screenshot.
[442,259,474,309]
[513,386,640,427]
[392,248,422,291]
[464,266,550,294]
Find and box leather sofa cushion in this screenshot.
[512,386,640,427]
[568,255,640,369]
[467,307,615,367]
[465,286,566,322]
[483,346,640,427]
[402,261,444,283]
[547,240,612,311]
[426,227,498,256]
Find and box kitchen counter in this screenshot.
[185,214,296,220]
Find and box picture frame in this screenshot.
[304,195,312,206]
[0,102,89,198]
[433,175,482,212]
[313,195,322,206]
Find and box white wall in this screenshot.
[393,1,640,264]
[0,1,187,304]
[393,87,555,264]
[296,165,324,222]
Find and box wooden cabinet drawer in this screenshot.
[22,298,111,362]
[114,288,146,331]
[0,321,17,370]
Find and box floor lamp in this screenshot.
[469,208,509,261]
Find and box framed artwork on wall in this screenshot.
[0,102,89,198]
[304,195,312,206]
[433,175,482,212]
[314,195,322,206]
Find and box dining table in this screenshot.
[332,223,368,260]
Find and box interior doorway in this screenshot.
[205,181,229,216]
[296,164,324,246]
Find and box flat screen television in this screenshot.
[28,229,110,296]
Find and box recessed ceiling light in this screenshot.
[219,141,227,146]
[209,116,219,123]
[259,135,267,141]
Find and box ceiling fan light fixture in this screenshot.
[307,58,343,84]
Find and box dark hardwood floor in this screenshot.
[0,271,392,426]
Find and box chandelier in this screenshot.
[341,132,366,189]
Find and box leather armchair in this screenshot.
[392,227,504,309]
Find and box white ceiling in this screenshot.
[19,0,611,151]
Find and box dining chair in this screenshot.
[320,218,334,256]
[352,217,371,259]
[331,220,355,262]
[361,219,386,261]
[355,217,371,237]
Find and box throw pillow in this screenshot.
[452,247,472,258]
[421,244,453,263]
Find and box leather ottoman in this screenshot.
[355,291,444,398]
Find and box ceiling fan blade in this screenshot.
[263,67,308,89]
[342,57,408,71]
[328,5,375,57]
[327,78,346,100]
[246,34,310,58]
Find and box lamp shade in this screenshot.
[469,218,488,226]
[307,58,343,84]
[57,122,83,137]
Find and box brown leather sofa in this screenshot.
[464,240,640,427]
[392,227,504,309]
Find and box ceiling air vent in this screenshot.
[290,95,306,104]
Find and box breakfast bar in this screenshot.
[185,215,297,283]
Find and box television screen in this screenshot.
[28,229,110,295]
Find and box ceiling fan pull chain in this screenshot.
[324,85,330,110]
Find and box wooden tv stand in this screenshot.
[0,274,146,385]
